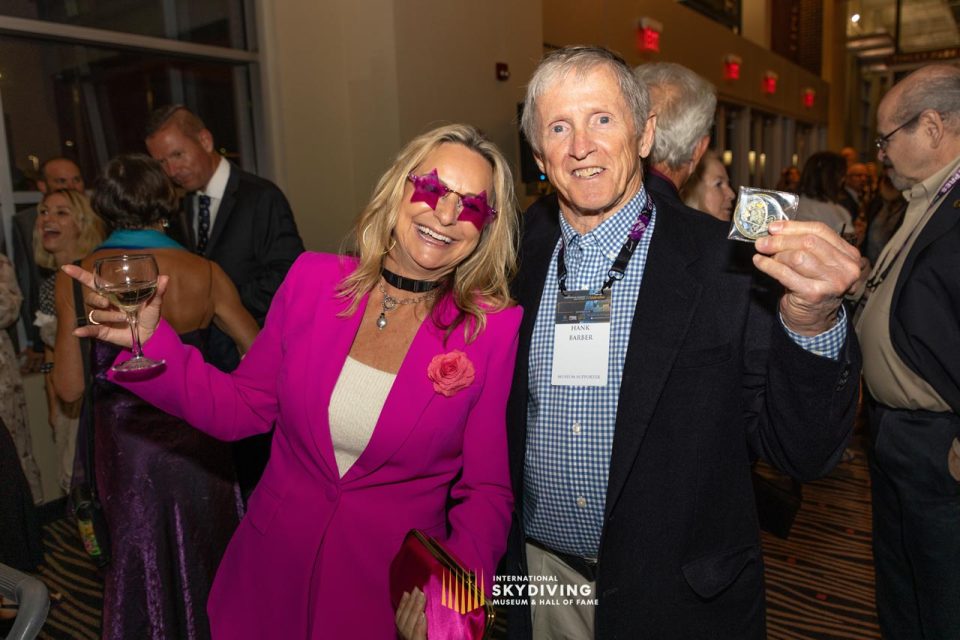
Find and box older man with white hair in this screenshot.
[502,46,863,639]
[634,62,716,207]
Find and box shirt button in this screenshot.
[572,421,582,435]
[576,496,587,508]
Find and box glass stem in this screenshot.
[127,311,145,360]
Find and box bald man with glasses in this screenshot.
[854,64,960,639]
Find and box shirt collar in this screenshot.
[558,187,650,257]
[904,152,960,207]
[200,156,230,200]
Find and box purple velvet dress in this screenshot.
[92,336,243,640]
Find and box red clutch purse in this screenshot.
[389,530,495,640]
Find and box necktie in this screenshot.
[196,194,211,254]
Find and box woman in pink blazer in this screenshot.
[69,124,521,639]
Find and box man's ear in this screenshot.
[639,114,657,159]
[197,129,215,153]
[691,135,710,168]
[37,180,48,194]
[923,110,946,148]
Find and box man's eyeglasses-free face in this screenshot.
[875,112,923,151]
[407,169,497,231]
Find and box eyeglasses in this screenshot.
[407,169,497,230]
[875,112,922,151]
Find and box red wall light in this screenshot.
[636,17,663,53]
[724,55,742,80]
[762,71,778,94]
[802,88,816,108]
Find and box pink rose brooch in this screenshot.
[427,350,475,397]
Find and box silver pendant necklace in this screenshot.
[376,280,437,330]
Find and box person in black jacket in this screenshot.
[145,105,304,495]
[854,64,960,640]
[502,46,862,640]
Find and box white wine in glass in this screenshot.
[93,254,165,372]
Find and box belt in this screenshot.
[527,537,598,583]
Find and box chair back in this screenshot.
[0,563,48,640]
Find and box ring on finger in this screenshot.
[88,309,102,326]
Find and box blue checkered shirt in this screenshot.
[523,186,847,557]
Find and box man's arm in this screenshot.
[736,225,861,480]
[742,285,861,481]
[239,187,305,322]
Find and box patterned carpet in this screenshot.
[34,517,101,640]
[759,444,880,639]
[29,448,877,639]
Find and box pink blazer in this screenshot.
[114,253,520,639]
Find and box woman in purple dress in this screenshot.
[53,155,259,639]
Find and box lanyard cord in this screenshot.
[557,200,653,295]
[865,164,960,294]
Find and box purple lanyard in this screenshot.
[865,163,960,293]
[557,200,653,295]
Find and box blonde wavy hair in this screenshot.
[34,189,106,269]
[338,124,518,343]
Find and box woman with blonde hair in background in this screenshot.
[33,188,105,493]
[681,151,736,221]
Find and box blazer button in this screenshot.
[324,486,339,501]
[836,365,850,390]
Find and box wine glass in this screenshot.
[93,254,165,372]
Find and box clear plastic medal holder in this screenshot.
[728,187,799,243]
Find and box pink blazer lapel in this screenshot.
[340,318,442,482]
[304,293,369,480]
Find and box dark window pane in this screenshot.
[0,35,255,189]
[1,0,248,49]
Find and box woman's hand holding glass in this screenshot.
[62,260,169,363]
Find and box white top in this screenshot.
[196,156,230,237]
[328,356,396,477]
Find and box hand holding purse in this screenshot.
[390,530,494,640]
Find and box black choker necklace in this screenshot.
[381,268,440,293]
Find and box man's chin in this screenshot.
[558,193,620,219]
[887,170,913,192]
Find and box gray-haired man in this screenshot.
[855,63,960,639]
[503,46,862,639]
[634,61,716,210]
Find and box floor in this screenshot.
[32,445,878,639]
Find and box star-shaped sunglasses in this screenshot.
[407,168,497,231]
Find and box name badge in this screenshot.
[551,290,611,386]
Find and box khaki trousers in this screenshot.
[525,542,597,640]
